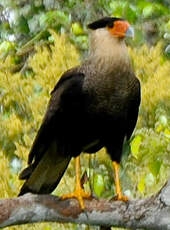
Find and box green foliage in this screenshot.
[0,32,79,172]
[123,128,170,198]
[129,43,170,127]
[0,30,169,230]
[39,10,69,30]
[120,43,170,198]
[130,135,142,159]
[93,173,105,197]
[0,0,169,54]
[0,31,79,158]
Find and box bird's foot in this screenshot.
[61,184,91,210]
[112,161,128,202]
[114,194,128,202]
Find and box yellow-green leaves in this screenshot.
[0,41,15,58]
[138,173,155,195]
[93,173,105,197]
[148,160,161,177]
[71,23,84,36]
[137,176,145,194]
[129,43,170,128]
[159,115,168,126]
[0,31,79,161]
[130,135,142,159]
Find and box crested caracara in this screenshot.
[19,17,141,209]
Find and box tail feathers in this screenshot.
[18,146,71,196]
[19,164,35,180]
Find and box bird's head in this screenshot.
[88,17,134,39]
[87,17,134,70]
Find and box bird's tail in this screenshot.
[18,144,71,196]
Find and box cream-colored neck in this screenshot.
[88,28,131,73]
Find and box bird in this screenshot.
[18,17,141,210]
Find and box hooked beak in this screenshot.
[125,26,134,38]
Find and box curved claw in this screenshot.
[62,185,91,209]
[62,156,91,210]
[114,194,128,202]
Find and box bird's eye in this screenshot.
[107,21,114,28]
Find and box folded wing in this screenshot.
[19,70,85,195]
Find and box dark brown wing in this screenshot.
[19,70,85,195]
[126,77,141,140]
[27,69,84,165]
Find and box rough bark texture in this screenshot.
[1,181,170,229]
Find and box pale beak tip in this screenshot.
[126,26,134,39]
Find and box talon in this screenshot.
[62,156,91,209]
[114,194,128,202]
[62,186,91,209]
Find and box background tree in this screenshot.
[0,1,169,230]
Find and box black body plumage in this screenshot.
[19,17,141,196]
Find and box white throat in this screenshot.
[88,28,131,71]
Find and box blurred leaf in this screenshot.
[124,189,133,199]
[93,173,105,197]
[73,35,88,50]
[165,45,170,54]
[125,5,138,23]
[109,1,126,17]
[0,41,15,56]
[16,16,29,34]
[159,115,167,126]
[39,10,69,29]
[145,173,155,187]
[130,135,142,159]
[71,22,84,36]
[142,2,168,19]
[164,33,170,40]
[10,156,22,174]
[164,129,170,138]
[155,123,163,133]
[138,176,145,193]
[164,20,170,32]
[142,5,154,18]
[48,35,55,43]
[148,160,161,177]
[34,84,43,95]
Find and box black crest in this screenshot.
[87,17,124,30]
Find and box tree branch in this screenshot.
[1,181,170,229]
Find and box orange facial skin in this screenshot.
[108,20,130,38]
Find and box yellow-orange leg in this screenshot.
[112,161,128,201]
[62,156,91,209]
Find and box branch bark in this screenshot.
[1,181,170,229]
